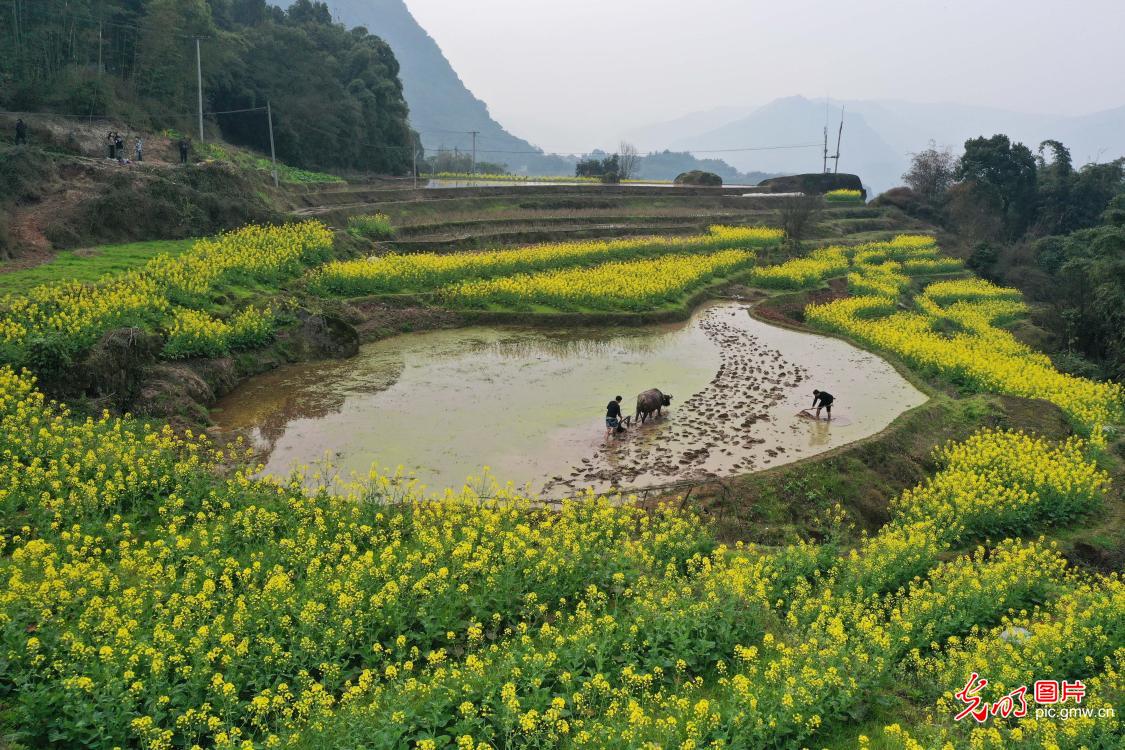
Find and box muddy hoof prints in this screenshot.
[544,307,809,495]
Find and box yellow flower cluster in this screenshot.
[824,188,864,202]
[847,260,910,298]
[807,271,1124,433]
[146,221,332,298]
[883,580,1125,748]
[922,277,1023,305]
[749,246,849,289]
[851,234,938,265]
[901,257,965,274]
[308,226,782,296]
[0,222,330,368]
[162,306,274,359]
[0,367,206,529]
[442,250,756,311]
[890,429,1108,540]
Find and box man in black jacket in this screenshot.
[14,119,27,145]
[605,395,624,438]
[812,389,834,421]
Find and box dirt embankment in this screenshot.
[1,150,282,261]
[753,277,850,327]
[693,394,1072,540]
[1,114,293,262]
[84,302,459,426]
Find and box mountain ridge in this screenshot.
[324,0,569,174]
[633,95,1125,194]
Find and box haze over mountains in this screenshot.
[626,98,1125,193]
[324,0,1125,192]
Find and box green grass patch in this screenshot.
[0,238,195,295]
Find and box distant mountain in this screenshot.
[632,151,777,185]
[666,97,905,194]
[621,106,757,152]
[321,0,765,181]
[322,0,570,174]
[635,96,1125,195]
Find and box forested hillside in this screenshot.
[1,0,415,174]
[323,0,573,176]
[881,135,1125,380]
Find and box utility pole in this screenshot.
[266,100,279,188]
[822,125,828,174]
[822,97,830,173]
[11,0,20,62]
[470,130,479,175]
[194,37,205,142]
[833,109,845,174]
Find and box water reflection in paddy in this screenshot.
[212,302,927,496]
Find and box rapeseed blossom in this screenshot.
[308,225,782,296]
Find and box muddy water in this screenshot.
[211,303,926,496]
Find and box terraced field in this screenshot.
[1,183,1122,750]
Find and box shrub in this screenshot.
[347,213,394,240]
[674,170,723,186]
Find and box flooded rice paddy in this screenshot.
[212,302,927,497]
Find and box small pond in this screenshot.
[211,302,927,497]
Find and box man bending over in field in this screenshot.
[811,389,834,421]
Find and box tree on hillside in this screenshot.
[618,142,640,181]
[778,193,822,249]
[0,0,415,175]
[956,134,1038,237]
[1035,140,1075,234]
[575,153,621,183]
[207,1,413,174]
[136,0,214,107]
[903,141,956,203]
[1033,194,1125,378]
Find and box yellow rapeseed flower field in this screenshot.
[308,225,782,296]
[0,221,330,370]
[1,227,1123,749]
[442,249,756,310]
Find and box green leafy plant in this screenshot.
[347,213,394,240]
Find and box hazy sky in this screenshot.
[404,0,1125,150]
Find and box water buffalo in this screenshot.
[635,388,672,424]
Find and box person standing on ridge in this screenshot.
[605,395,624,438]
[811,389,834,421]
[178,137,190,165]
[14,119,27,145]
[134,137,144,162]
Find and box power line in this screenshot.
[5,110,826,168]
[417,129,823,158]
